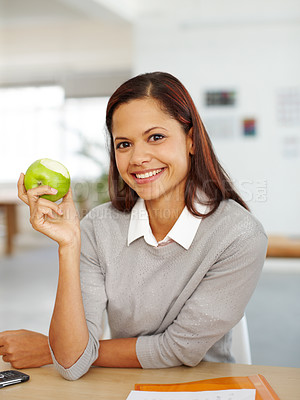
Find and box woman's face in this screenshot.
[111,98,194,206]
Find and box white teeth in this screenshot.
[135,168,163,179]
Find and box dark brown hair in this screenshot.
[106,71,249,216]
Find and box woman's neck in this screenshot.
[145,198,185,242]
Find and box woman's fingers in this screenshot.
[0,330,52,369]
[29,200,63,232]
[17,173,29,205]
[27,186,62,215]
[30,197,63,221]
[18,173,59,207]
[61,187,74,205]
[26,185,58,204]
[18,173,64,232]
[17,174,79,246]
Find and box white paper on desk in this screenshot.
[126,389,256,400]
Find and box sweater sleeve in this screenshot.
[136,229,268,368]
[50,214,107,380]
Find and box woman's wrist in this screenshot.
[58,235,81,253]
[57,236,81,275]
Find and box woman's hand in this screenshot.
[17,173,80,248]
[0,330,52,369]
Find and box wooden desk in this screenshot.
[267,235,300,258]
[0,359,299,400]
[0,193,20,256]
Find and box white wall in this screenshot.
[0,0,134,95]
[134,0,300,235]
[0,20,132,85]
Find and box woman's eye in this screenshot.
[116,141,131,149]
[149,134,165,142]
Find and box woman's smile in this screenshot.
[131,167,166,184]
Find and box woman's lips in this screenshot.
[131,168,166,184]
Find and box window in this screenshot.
[63,96,109,181]
[0,85,109,183]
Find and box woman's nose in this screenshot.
[130,143,152,166]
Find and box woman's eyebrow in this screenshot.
[114,126,167,141]
[143,126,167,136]
[114,136,128,142]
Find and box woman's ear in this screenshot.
[188,128,195,155]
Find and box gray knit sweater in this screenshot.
[51,199,268,380]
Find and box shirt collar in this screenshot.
[127,197,207,250]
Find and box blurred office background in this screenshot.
[0,0,299,367]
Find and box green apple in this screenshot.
[24,158,70,202]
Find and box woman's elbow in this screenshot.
[181,356,202,368]
[174,347,204,368]
[52,354,92,381]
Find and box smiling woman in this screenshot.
[106,72,249,217]
[1,72,268,381]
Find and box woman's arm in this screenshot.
[7,176,139,373]
[17,174,90,371]
[48,242,89,368]
[93,338,141,368]
[0,330,141,369]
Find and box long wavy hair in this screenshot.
[105,71,249,216]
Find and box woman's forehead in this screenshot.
[111,98,173,134]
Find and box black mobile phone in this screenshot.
[0,370,30,388]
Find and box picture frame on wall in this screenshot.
[205,90,236,107]
[243,118,257,137]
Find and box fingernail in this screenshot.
[58,208,63,215]
[51,188,58,194]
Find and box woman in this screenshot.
[0,72,267,380]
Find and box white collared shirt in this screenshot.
[127,197,207,250]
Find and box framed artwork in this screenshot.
[243,118,257,137]
[205,90,236,107]
[277,87,300,126]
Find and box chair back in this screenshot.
[231,314,252,364]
